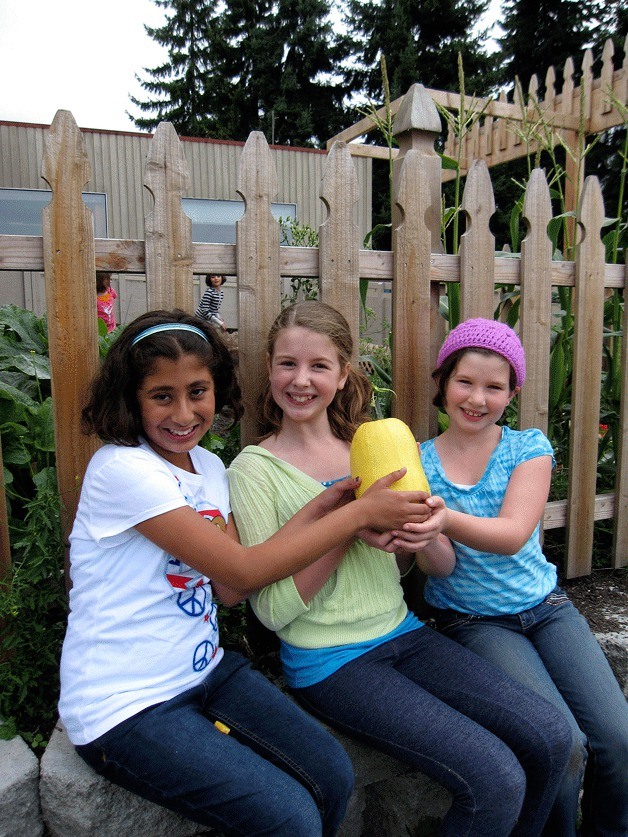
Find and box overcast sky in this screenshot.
[0,0,501,134]
[0,0,168,131]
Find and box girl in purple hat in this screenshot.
[229,302,573,837]
[415,317,628,837]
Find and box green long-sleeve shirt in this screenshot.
[227,446,408,650]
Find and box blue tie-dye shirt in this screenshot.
[420,426,557,616]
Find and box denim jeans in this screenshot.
[432,588,628,837]
[76,650,354,836]
[296,626,572,837]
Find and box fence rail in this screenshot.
[0,82,626,580]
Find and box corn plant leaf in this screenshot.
[437,152,458,171]
[549,335,566,413]
[29,399,56,453]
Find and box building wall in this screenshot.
[0,119,376,331]
[0,121,372,239]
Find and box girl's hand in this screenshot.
[357,527,397,552]
[390,495,448,552]
[300,477,360,522]
[391,496,455,577]
[358,469,431,531]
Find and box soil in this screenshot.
[561,567,628,635]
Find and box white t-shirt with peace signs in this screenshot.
[59,440,229,745]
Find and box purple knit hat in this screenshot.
[437,318,526,387]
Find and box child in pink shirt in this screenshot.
[96,272,117,332]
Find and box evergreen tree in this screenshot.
[130,0,348,147]
[496,0,600,92]
[342,0,494,102]
[257,0,348,145]
[204,0,276,140]
[130,0,222,137]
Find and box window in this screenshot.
[182,198,296,244]
[0,188,108,237]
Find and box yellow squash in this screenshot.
[350,417,430,498]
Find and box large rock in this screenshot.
[40,721,207,837]
[334,729,451,835]
[0,734,43,837]
[39,719,451,837]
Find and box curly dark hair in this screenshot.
[81,309,242,445]
[258,301,372,443]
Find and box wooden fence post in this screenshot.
[519,168,553,433]
[144,122,194,312]
[566,176,606,577]
[319,141,360,349]
[41,111,100,543]
[612,258,628,568]
[391,84,443,442]
[236,132,281,446]
[459,160,496,321]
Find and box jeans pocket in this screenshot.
[543,586,570,607]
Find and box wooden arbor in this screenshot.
[327,37,628,225]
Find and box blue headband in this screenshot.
[131,323,210,347]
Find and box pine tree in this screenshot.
[342,0,494,102]
[256,0,348,145]
[496,0,600,92]
[129,0,222,137]
[130,0,348,147]
[203,0,276,140]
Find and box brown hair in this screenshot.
[258,301,372,442]
[96,272,112,293]
[432,347,517,410]
[81,309,242,445]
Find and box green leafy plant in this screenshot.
[0,306,66,747]
[0,467,66,748]
[359,339,394,419]
[358,55,396,251]
[278,216,320,304]
[435,55,492,328]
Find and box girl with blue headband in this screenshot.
[59,308,432,836]
[416,317,628,836]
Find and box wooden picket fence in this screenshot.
[0,82,626,581]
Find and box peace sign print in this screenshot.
[177,585,207,617]
[204,601,218,631]
[165,557,210,617]
[193,639,218,672]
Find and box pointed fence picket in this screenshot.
[0,81,625,582]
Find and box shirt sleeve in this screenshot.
[81,447,187,543]
[228,454,309,630]
[515,428,555,468]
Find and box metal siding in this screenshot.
[1,123,371,240]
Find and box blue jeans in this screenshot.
[296,626,572,837]
[432,588,628,837]
[76,651,354,836]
